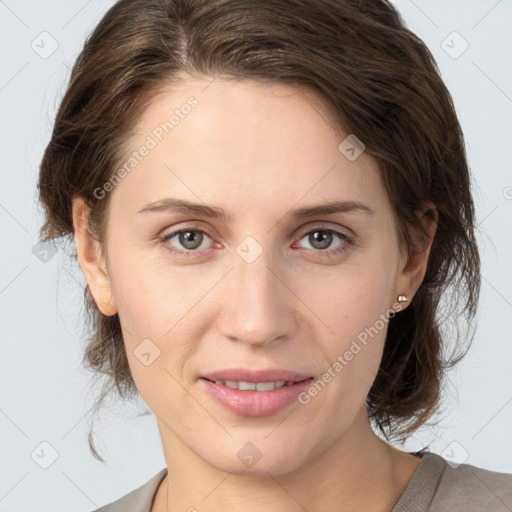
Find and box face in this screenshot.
[75,76,430,476]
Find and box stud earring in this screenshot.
[397,295,408,302]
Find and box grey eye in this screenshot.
[178,230,205,250]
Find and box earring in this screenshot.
[397,295,408,302]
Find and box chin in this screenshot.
[202,444,309,477]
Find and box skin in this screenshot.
[72,76,437,511]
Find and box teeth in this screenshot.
[214,380,289,391]
[238,381,256,391]
[256,382,277,391]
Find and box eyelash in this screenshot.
[159,225,354,260]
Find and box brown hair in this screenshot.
[37,0,480,460]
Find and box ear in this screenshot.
[392,202,438,310]
[71,195,117,316]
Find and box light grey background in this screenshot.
[0,0,511,511]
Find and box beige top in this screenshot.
[92,450,512,511]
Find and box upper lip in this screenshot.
[201,368,313,383]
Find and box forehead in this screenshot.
[111,76,387,219]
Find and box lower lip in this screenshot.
[199,378,314,417]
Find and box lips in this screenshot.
[199,368,314,417]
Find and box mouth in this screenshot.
[199,369,314,417]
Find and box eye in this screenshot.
[295,227,353,256]
[160,227,215,257]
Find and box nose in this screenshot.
[216,242,299,349]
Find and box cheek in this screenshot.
[111,263,196,411]
[299,260,396,348]
[107,250,216,388]
[294,251,396,399]
[109,246,196,335]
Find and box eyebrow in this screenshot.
[137,197,374,220]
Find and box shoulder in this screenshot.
[88,468,167,512]
[429,453,512,511]
[395,451,512,512]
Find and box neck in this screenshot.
[153,407,421,512]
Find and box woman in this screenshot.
[37,0,512,510]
